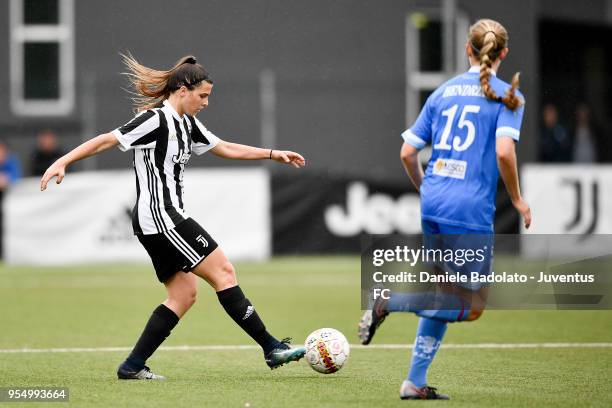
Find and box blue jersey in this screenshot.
[402,66,525,231]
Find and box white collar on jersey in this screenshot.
[468,65,497,76]
[162,100,184,121]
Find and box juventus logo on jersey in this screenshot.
[172,152,191,164]
[196,234,209,247]
[169,132,178,141]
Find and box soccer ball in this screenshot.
[304,328,350,374]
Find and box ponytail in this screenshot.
[470,19,523,111]
[121,53,212,112]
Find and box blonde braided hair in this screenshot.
[469,19,522,111]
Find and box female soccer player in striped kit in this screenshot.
[41,54,306,380]
[359,19,532,399]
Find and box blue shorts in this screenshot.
[421,219,492,235]
[421,220,494,290]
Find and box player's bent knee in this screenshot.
[168,284,198,309]
[185,289,197,307]
[218,261,237,286]
[464,309,484,321]
[169,291,196,308]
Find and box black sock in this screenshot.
[216,285,279,354]
[125,304,179,370]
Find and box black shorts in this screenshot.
[137,218,218,283]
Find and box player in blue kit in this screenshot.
[359,19,531,400]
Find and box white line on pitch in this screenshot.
[1,343,611,354]
[357,343,612,349]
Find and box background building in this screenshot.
[2,0,612,175]
[2,0,612,256]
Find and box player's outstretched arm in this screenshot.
[400,143,424,192]
[40,132,119,191]
[211,141,305,168]
[496,137,531,229]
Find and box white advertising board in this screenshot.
[521,164,612,258]
[6,168,270,265]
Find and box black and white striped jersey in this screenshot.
[111,100,220,235]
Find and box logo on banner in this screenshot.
[99,207,134,244]
[563,178,599,236]
[324,182,421,236]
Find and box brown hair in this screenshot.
[468,19,522,111]
[121,53,213,111]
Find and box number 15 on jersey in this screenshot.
[433,104,480,152]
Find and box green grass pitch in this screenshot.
[1,257,611,407]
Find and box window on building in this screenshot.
[9,0,74,116]
[405,5,469,127]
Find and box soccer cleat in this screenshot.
[117,363,166,380]
[399,380,450,400]
[265,337,306,369]
[358,296,389,345]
